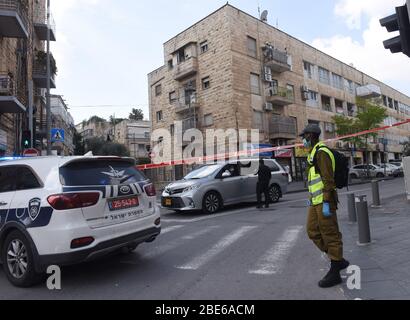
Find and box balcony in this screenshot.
[266,86,295,107]
[33,6,56,41]
[0,0,28,38]
[356,84,381,99]
[0,72,26,113]
[175,93,200,114]
[32,51,57,89]
[173,57,198,81]
[269,115,297,140]
[262,45,291,73]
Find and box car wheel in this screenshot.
[376,173,385,178]
[202,192,222,215]
[269,185,281,203]
[1,230,42,288]
[349,173,357,179]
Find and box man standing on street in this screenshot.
[256,159,272,209]
[300,124,349,288]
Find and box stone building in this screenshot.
[148,4,410,183]
[0,0,57,156]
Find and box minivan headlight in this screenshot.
[183,185,201,193]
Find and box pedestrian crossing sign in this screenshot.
[51,128,65,143]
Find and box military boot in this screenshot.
[318,260,349,288]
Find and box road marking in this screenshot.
[121,226,219,264]
[161,207,256,224]
[177,226,257,270]
[249,226,303,275]
[161,225,184,235]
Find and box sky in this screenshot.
[49,0,410,124]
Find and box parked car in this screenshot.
[161,159,289,214]
[389,162,404,177]
[379,163,401,177]
[349,164,386,179]
[0,156,161,287]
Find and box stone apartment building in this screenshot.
[0,0,57,156]
[149,4,410,182]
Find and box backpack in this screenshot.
[314,146,349,189]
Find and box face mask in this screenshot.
[303,138,311,148]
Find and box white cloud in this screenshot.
[335,0,405,29]
[312,1,410,97]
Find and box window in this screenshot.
[204,114,214,127]
[324,122,335,133]
[303,61,314,79]
[155,84,162,96]
[307,90,319,107]
[335,99,344,115]
[347,103,355,117]
[144,132,150,139]
[247,36,257,58]
[200,41,208,54]
[0,167,16,193]
[170,124,175,135]
[156,111,163,122]
[332,73,343,90]
[176,48,186,64]
[346,80,355,95]
[253,110,263,129]
[286,84,295,100]
[17,167,41,190]
[265,160,280,172]
[321,95,332,112]
[169,91,177,103]
[250,73,261,95]
[202,76,210,90]
[318,67,330,85]
[168,59,173,70]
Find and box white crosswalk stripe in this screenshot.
[249,226,303,275]
[176,226,257,271]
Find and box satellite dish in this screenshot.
[261,10,268,22]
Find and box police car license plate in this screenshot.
[165,198,172,206]
[108,196,139,211]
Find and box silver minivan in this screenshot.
[161,159,289,214]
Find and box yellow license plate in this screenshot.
[165,199,172,206]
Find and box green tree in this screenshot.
[129,108,144,121]
[333,97,387,177]
[73,131,85,155]
[87,116,106,125]
[109,115,125,126]
[84,137,129,157]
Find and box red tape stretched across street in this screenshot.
[137,119,410,170]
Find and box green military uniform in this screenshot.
[306,142,343,262]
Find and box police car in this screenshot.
[0,156,161,287]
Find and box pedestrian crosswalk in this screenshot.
[131,223,306,276]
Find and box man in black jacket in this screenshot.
[256,159,272,209]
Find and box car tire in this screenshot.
[1,230,42,288]
[376,173,385,178]
[202,191,222,215]
[269,185,281,204]
[349,173,358,180]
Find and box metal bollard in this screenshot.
[372,180,381,207]
[347,193,357,223]
[356,195,371,245]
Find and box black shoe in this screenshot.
[318,269,342,288]
[332,259,350,272]
[256,205,262,209]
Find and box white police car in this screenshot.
[0,156,161,287]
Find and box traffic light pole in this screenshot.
[46,0,52,155]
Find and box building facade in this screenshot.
[0,0,57,156]
[148,4,410,183]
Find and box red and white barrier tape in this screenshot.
[137,119,410,170]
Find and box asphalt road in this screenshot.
[0,178,405,300]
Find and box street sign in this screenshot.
[51,129,65,143]
[23,148,39,157]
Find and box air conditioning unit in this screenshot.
[336,142,343,149]
[301,86,309,101]
[264,102,273,111]
[301,85,308,92]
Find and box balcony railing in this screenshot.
[0,72,15,96]
[0,0,29,38]
[262,45,291,73]
[175,93,200,114]
[32,52,57,89]
[0,71,25,113]
[356,84,381,99]
[269,115,297,138]
[33,5,56,41]
[173,57,198,81]
[266,86,294,106]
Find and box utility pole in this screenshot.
[46,0,52,155]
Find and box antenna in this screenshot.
[261,10,268,22]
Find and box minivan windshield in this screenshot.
[184,165,221,180]
[60,159,147,186]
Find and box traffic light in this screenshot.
[380,1,410,57]
[22,130,31,149]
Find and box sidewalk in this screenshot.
[339,194,410,300]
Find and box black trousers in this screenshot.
[257,182,270,206]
